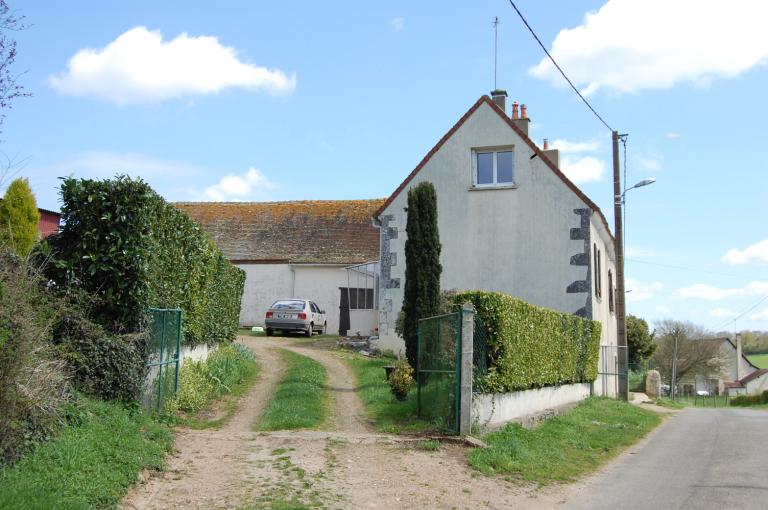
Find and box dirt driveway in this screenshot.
[122,336,570,510]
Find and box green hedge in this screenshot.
[454,291,601,393]
[730,390,768,407]
[47,176,245,346]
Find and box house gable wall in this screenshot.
[378,101,612,351]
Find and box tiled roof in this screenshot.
[174,199,385,264]
[374,95,613,241]
[724,381,744,389]
[740,369,768,385]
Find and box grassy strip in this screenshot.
[172,343,257,426]
[258,350,328,430]
[747,353,768,369]
[343,354,432,433]
[0,395,173,510]
[470,397,661,485]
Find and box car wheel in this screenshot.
[305,323,313,337]
[266,328,273,337]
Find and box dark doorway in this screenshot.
[338,288,350,336]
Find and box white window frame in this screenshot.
[471,146,515,188]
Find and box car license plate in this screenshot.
[276,313,294,319]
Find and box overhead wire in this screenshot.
[713,294,768,332]
[506,0,614,132]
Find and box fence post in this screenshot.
[459,302,475,435]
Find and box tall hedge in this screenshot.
[401,181,442,369]
[454,291,601,393]
[47,176,245,345]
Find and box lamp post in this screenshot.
[612,129,656,401]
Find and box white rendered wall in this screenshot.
[378,101,611,356]
[237,264,293,327]
[472,383,592,429]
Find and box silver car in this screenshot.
[265,299,327,337]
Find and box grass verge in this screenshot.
[469,397,661,485]
[0,395,173,510]
[171,343,258,428]
[343,354,432,433]
[258,350,328,430]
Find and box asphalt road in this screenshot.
[565,407,768,510]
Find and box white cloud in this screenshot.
[678,281,768,301]
[751,308,768,321]
[655,305,671,314]
[710,308,738,318]
[560,155,605,183]
[665,132,681,139]
[391,17,405,32]
[49,26,296,104]
[191,167,276,201]
[722,239,768,265]
[57,151,200,179]
[529,0,768,95]
[550,139,600,153]
[625,277,663,302]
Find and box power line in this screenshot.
[713,294,768,332]
[626,258,768,281]
[506,0,614,132]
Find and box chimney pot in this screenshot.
[521,104,528,119]
[511,101,519,119]
[543,138,549,150]
[490,89,508,114]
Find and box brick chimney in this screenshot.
[542,139,560,168]
[511,102,530,136]
[490,89,508,114]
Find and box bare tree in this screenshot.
[652,320,728,397]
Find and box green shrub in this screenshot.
[45,175,245,345]
[0,178,40,257]
[53,313,147,402]
[454,291,601,393]
[0,253,69,467]
[730,390,768,407]
[388,358,414,401]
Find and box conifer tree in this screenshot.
[401,181,442,368]
[0,177,40,256]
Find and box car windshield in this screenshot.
[270,300,305,311]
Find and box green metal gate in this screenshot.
[417,311,462,433]
[144,308,182,412]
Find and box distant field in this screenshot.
[747,353,768,369]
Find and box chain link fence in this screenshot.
[417,312,461,433]
[143,308,182,413]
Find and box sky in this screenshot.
[3,0,768,333]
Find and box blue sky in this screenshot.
[3,0,768,333]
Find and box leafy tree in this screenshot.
[651,319,727,396]
[0,177,39,256]
[627,315,656,365]
[401,181,442,368]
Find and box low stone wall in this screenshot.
[179,343,216,367]
[472,383,591,429]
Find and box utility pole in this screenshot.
[613,130,629,401]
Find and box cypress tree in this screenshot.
[0,177,40,256]
[401,181,442,368]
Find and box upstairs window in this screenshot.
[593,244,602,299]
[608,270,614,313]
[473,148,514,187]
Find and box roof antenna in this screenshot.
[493,16,500,90]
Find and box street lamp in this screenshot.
[621,178,656,247]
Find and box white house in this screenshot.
[175,200,383,336]
[373,91,619,396]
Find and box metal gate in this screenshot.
[597,345,628,397]
[144,308,182,412]
[417,311,462,433]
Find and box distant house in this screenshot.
[175,200,384,335]
[0,199,60,238]
[679,337,763,395]
[373,91,619,396]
